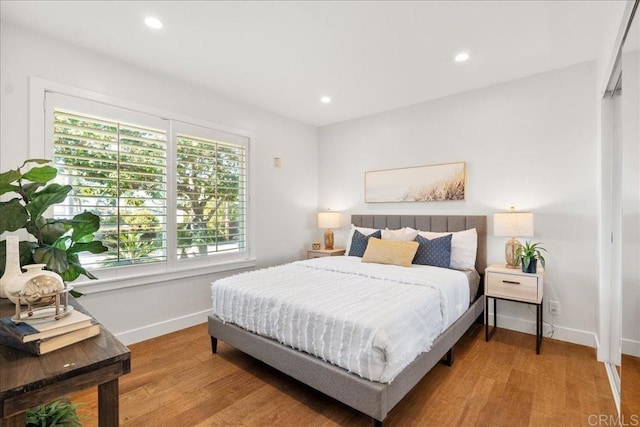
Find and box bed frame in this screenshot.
[208,214,486,426]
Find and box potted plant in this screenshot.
[515,241,546,274]
[26,397,82,427]
[0,159,108,290]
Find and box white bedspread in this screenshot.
[211,256,470,383]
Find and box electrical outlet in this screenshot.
[549,300,559,315]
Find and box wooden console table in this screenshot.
[0,297,130,426]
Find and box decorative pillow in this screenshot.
[362,237,419,267]
[413,234,453,268]
[418,228,477,269]
[345,224,380,255]
[381,227,419,241]
[348,229,382,257]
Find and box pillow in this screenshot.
[362,237,419,267]
[345,224,380,255]
[348,229,382,257]
[381,227,419,241]
[413,234,453,268]
[417,228,477,269]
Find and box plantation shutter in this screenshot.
[52,108,168,268]
[175,131,247,258]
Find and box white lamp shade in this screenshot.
[318,211,341,229]
[493,212,534,237]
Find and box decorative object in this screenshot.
[493,207,534,269]
[0,159,108,292]
[365,162,465,203]
[312,242,321,250]
[6,263,65,306]
[318,211,341,250]
[515,241,546,274]
[1,235,22,299]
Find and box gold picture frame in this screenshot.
[365,162,466,203]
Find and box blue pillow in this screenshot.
[413,234,452,268]
[348,229,382,257]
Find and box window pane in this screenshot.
[176,134,246,258]
[53,110,168,268]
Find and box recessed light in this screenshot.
[145,17,163,29]
[320,96,331,104]
[454,52,470,62]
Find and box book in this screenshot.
[0,309,94,343]
[0,323,101,355]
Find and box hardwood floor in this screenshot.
[70,323,622,426]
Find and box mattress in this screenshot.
[210,256,471,383]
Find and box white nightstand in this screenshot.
[307,248,346,259]
[484,263,544,354]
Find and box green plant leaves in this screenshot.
[1,159,106,283]
[0,199,29,233]
[22,165,57,183]
[70,211,101,241]
[33,245,70,274]
[26,184,72,221]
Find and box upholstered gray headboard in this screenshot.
[351,214,487,274]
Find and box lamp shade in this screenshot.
[493,212,534,237]
[318,211,341,229]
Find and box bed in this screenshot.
[208,214,486,426]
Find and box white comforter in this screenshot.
[211,256,470,383]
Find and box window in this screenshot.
[45,92,249,276]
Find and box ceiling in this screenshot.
[0,1,628,126]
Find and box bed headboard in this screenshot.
[351,214,487,274]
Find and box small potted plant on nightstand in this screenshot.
[515,241,546,274]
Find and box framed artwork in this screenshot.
[365,162,465,203]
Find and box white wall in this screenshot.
[0,23,318,344]
[621,50,640,356]
[318,62,599,347]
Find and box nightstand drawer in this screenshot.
[307,248,345,259]
[486,271,539,303]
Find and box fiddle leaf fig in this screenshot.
[22,165,58,183]
[34,245,70,274]
[0,159,108,284]
[27,184,72,220]
[0,199,29,233]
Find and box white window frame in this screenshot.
[30,77,256,293]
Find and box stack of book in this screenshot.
[0,309,100,355]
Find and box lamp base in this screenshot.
[324,229,334,250]
[505,238,522,269]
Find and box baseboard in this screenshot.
[488,312,596,348]
[604,361,621,414]
[115,309,210,345]
[622,338,640,357]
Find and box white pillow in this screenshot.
[417,228,477,270]
[382,227,419,241]
[345,224,379,255]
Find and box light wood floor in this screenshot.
[70,322,630,426]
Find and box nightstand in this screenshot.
[307,248,345,259]
[484,263,544,354]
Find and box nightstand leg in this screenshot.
[485,296,497,342]
[536,300,542,354]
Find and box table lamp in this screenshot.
[318,211,341,250]
[493,208,534,268]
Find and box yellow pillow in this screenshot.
[362,237,419,267]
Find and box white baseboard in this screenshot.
[622,338,640,357]
[115,309,211,346]
[604,361,621,414]
[488,312,596,348]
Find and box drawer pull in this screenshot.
[502,280,521,285]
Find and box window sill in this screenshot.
[71,257,257,295]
